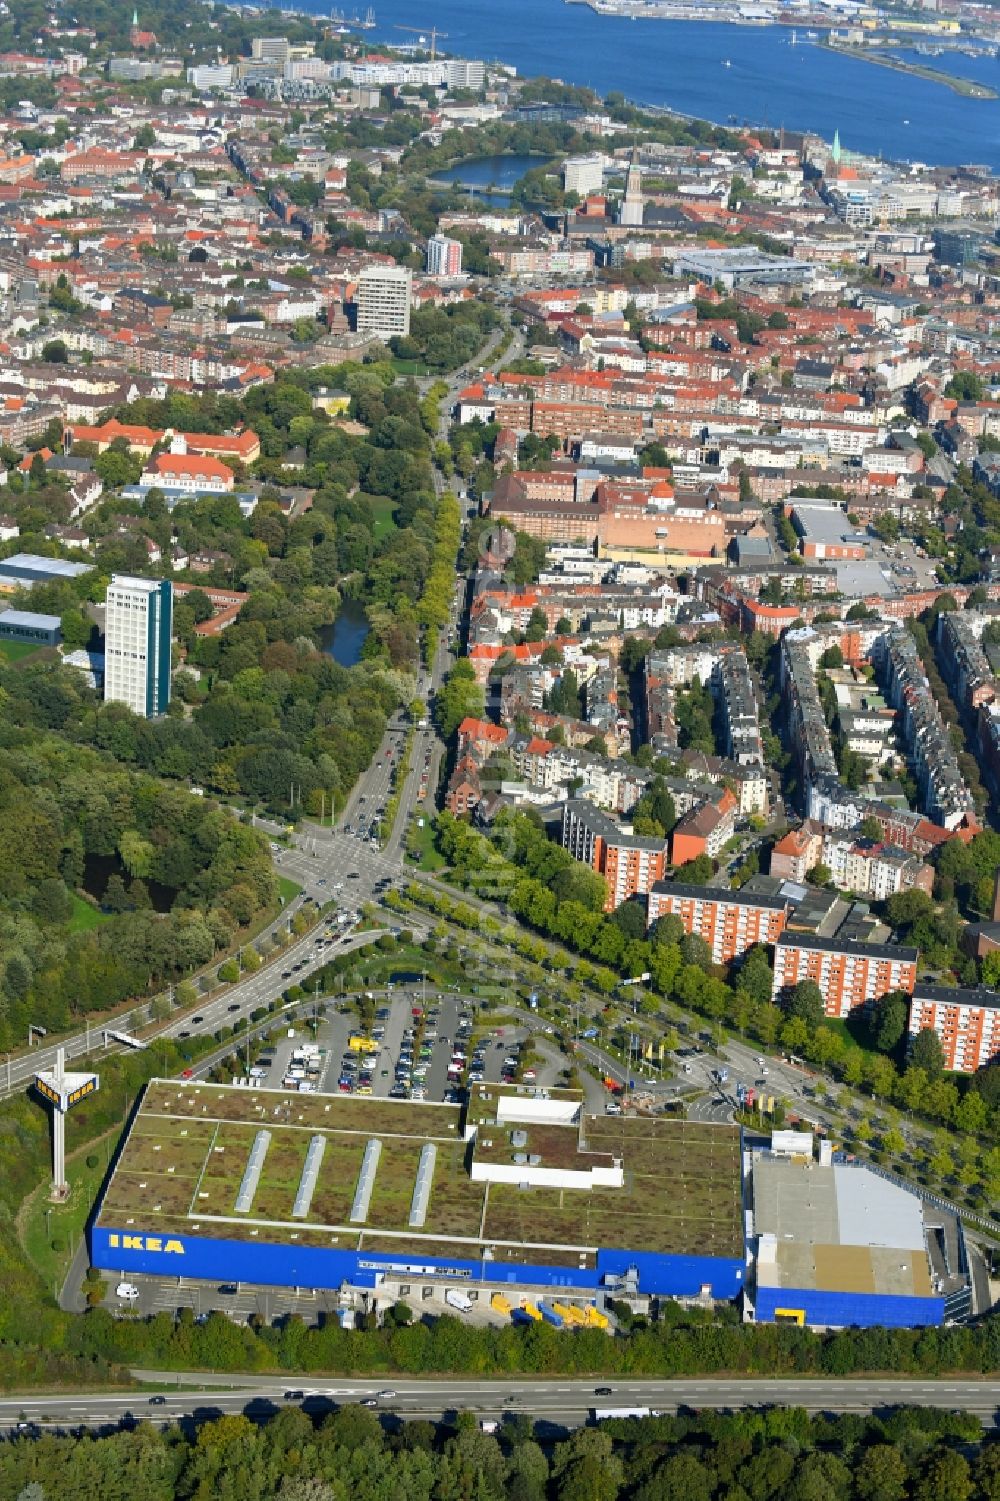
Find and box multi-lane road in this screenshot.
[4,1375,998,1433]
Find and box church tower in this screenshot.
[619,148,644,228]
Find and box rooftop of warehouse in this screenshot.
[752,1153,935,1301]
[95,1080,744,1264]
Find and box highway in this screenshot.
[4,1375,998,1432]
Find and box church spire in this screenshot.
[832,129,841,165]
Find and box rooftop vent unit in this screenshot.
[350,1137,382,1223]
[291,1134,326,1219]
[234,1129,271,1214]
[409,1142,437,1228]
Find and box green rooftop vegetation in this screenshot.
[96,1080,742,1260]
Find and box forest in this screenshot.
[0,721,275,1049]
[1,1398,997,1501]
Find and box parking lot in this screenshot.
[239,988,533,1108]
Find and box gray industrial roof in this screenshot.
[0,552,90,579]
[0,607,60,630]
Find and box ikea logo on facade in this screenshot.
[108,1233,185,1255]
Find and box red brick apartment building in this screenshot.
[561,799,666,912]
[670,787,738,866]
[907,985,1000,1073]
[772,933,918,1019]
[647,881,788,964]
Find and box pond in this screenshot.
[320,599,370,667]
[82,853,175,914]
[434,153,554,201]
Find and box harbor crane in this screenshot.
[394,23,448,59]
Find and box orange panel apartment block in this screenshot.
[772,933,918,1019]
[561,799,667,912]
[907,985,1000,1073]
[647,881,789,965]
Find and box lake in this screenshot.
[320,598,370,666]
[294,0,1000,169]
[434,153,554,199]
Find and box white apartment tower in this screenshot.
[426,234,463,277]
[356,264,412,338]
[104,576,172,718]
[563,155,604,197]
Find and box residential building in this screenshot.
[907,984,1000,1073]
[563,155,604,196]
[769,824,825,883]
[772,933,918,1018]
[104,575,172,719]
[426,234,463,277]
[873,625,977,831]
[670,787,738,866]
[355,264,411,339]
[821,834,935,902]
[647,881,788,964]
[561,798,667,911]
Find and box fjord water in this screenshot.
[310,0,1000,169]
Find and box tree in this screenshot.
[819,644,843,669]
[675,853,713,883]
[737,945,774,1006]
[944,371,984,402]
[786,979,825,1027]
[610,898,647,939]
[42,339,68,363]
[866,991,908,1054]
[911,1447,972,1501]
[909,1027,945,1079]
[60,607,91,650]
[524,605,548,642]
[650,912,684,947]
[846,1446,906,1501]
[436,658,485,739]
[679,931,712,970]
[549,668,582,719]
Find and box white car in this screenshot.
[116,1282,140,1301]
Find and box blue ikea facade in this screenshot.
[755,1285,943,1329]
[90,1225,745,1300]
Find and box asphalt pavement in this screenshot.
[4,1375,998,1433]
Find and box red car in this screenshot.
[181,1068,194,1079]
